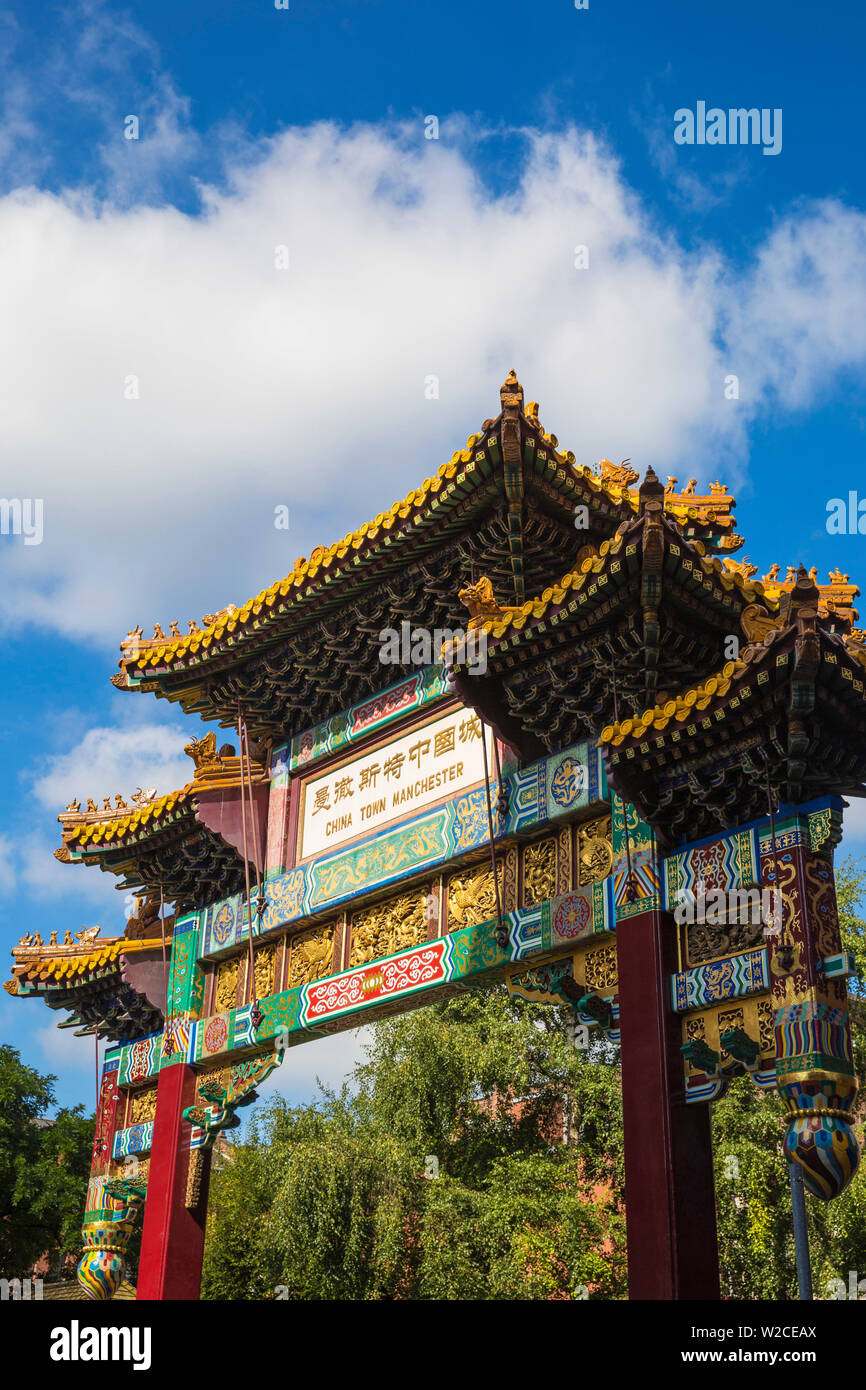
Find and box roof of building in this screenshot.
[595,569,866,844]
[4,895,171,1042]
[110,372,745,738]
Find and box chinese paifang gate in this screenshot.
[7,371,866,1300]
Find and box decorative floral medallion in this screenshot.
[204,1016,228,1054]
[553,893,592,938]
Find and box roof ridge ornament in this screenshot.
[499,368,524,410]
[638,465,664,512]
[458,575,521,630]
[600,457,639,489]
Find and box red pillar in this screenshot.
[137,1061,211,1300]
[617,905,720,1300]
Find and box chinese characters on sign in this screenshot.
[299,705,492,858]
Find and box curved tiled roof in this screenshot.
[6,936,163,994]
[114,373,743,694]
[468,533,772,646]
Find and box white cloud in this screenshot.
[255,1026,370,1105]
[1,117,865,648]
[29,721,192,811]
[32,1017,101,1077]
[0,717,195,915]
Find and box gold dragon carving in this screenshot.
[577,815,613,886]
[687,918,764,967]
[349,889,429,966]
[447,864,499,930]
[522,838,557,907]
[288,924,335,987]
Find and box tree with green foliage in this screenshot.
[0,1045,95,1277]
[203,990,626,1300]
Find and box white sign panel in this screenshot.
[298,705,493,860]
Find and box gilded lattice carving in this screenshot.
[185,1149,207,1210]
[556,825,572,895]
[447,864,499,930]
[214,956,240,1013]
[757,999,774,1057]
[349,888,430,966]
[197,1066,230,1102]
[111,1154,150,1181]
[252,943,275,998]
[577,815,613,886]
[128,1087,157,1125]
[288,924,335,987]
[684,1015,707,1074]
[522,837,557,908]
[583,943,618,992]
[503,846,518,911]
[686,1016,706,1044]
[718,1007,745,1058]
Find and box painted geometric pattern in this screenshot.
[112,1122,154,1159]
[774,1001,855,1079]
[290,667,449,771]
[758,822,807,856]
[613,852,659,909]
[160,1015,192,1067]
[117,1033,162,1086]
[672,947,769,1013]
[611,794,658,911]
[615,891,660,921]
[507,762,545,832]
[663,828,759,912]
[199,741,609,959]
[304,937,455,1025]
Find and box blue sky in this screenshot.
[2,0,866,1114]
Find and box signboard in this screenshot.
[298,704,494,860]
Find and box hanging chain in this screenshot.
[610,656,637,902]
[237,706,264,1030]
[159,883,174,1057]
[481,720,508,949]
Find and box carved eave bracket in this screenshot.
[183,1049,284,1149]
